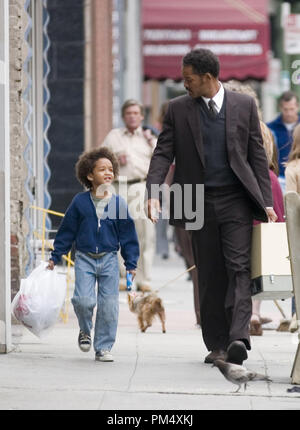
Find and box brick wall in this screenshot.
[90,0,113,147]
[9,0,30,298]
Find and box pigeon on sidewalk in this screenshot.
[213,359,272,393]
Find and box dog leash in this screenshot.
[154,265,196,293]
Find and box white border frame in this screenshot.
[0,0,11,353]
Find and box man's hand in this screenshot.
[266,207,278,223]
[147,198,161,223]
[143,128,156,148]
[47,260,55,270]
[117,153,127,166]
[143,128,153,141]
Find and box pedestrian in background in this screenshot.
[285,123,300,328]
[267,91,300,193]
[102,99,156,293]
[250,121,285,335]
[48,148,139,362]
[146,48,276,366]
[285,123,300,194]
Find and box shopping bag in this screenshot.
[11,261,67,338]
[251,222,293,299]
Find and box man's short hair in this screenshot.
[121,99,144,117]
[279,91,299,105]
[182,49,220,78]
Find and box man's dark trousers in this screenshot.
[191,184,253,352]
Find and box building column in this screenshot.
[124,0,142,103]
[289,1,300,100]
[85,0,113,149]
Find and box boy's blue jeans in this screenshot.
[71,250,119,353]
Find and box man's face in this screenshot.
[182,65,208,98]
[123,105,144,130]
[280,98,299,124]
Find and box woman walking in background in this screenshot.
[285,124,300,194]
[250,122,285,335]
[284,123,300,329]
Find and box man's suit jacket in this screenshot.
[146,89,273,229]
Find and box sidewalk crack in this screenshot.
[258,349,272,396]
[97,391,107,410]
[126,330,139,392]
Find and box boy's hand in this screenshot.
[47,260,55,270]
[128,269,136,280]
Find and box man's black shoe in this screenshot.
[204,349,226,364]
[226,340,248,365]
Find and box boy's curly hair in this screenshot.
[75,147,119,190]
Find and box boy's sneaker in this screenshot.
[95,350,114,362]
[78,330,91,352]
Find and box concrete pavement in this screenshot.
[1,249,300,411]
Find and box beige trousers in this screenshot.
[116,181,155,287]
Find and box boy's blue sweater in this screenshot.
[51,192,139,270]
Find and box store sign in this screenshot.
[143,28,264,56]
[143,25,269,80]
[284,14,300,55]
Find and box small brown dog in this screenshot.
[127,292,166,333]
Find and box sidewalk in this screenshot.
[1,249,300,411]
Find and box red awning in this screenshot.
[142,0,270,81]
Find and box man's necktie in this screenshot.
[208,99,218,118]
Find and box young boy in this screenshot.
[48,148,139,362]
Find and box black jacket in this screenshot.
[146,90,273,229]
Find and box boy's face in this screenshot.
[87,158,114,190]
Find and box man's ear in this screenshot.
[204,72,213,82]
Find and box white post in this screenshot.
[0,0,12,354]
[124,0,142,102]
[32,0,45,231]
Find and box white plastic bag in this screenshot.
[11,261,67,338]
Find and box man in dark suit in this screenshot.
[146,49,277,365]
